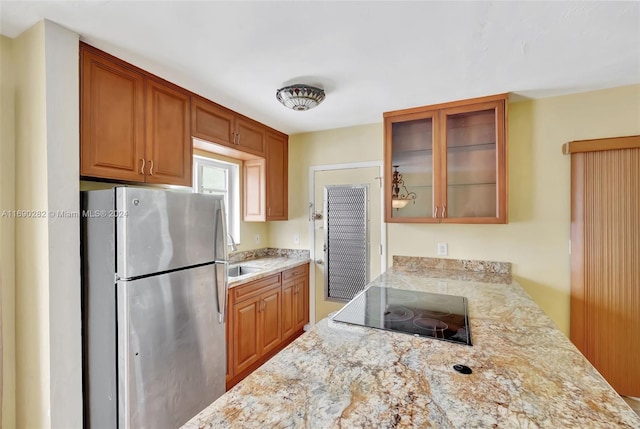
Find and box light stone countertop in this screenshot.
[185,259,640,428]
[227,256,311,289]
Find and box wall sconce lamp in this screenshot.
[391,165,417,209]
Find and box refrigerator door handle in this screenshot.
[214,261,228,324]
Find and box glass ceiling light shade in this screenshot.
[276,84,325,111]
[391,165,417,209]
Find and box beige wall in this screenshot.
[0,34,17,429]
[8,20,82,428]
[271,85,640,336]
[13,22,51,428]
[269,124,384,250]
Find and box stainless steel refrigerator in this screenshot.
[81,187,228,428]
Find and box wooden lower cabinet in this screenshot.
[282,265,309,340]
[226,263,309,389]
[232,285,281,375]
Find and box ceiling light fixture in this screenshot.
[276,84,325,111]
[391,165,417,209]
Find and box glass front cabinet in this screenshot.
[383,94,507,224]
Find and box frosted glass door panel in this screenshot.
[391,117,433,219]
[445,109,497,218]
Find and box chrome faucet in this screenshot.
[228,234,238,252]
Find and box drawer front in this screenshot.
[233,273,281,303]
[282,264,309,282]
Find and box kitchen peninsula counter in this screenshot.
[184,257,640,428]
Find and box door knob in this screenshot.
[315,259,324,265]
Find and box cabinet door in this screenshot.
[281,281,295,340]
[236,117,266,156]
[293,276,309,331]
[260,287,282,356]
[440,99,506,223]
[145,79,192,186]
[80,48,145,181]
[233,296,261,375]
[266,132,288,220]
[385,111,438,223]
[243,159,266,221]
[191,97,235,147]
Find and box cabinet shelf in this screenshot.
[393,142,495,158]
[408,182,496,189]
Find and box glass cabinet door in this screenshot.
[443,107,497,219]
[389,115,435,220]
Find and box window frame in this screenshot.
[193,155,241,244]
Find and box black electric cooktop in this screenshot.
[332,286,472,346]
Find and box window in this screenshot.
[193,155,240,244]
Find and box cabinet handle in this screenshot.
[140,159,145,175]
[149,160,154,176]
[442,205,447,218]
[236,133,240,145]
[433,206,439,218]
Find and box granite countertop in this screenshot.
[185,257,640,428]
[226,248,310,289]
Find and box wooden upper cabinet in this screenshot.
[243,158,266,222]
[384,94,507,224]
[265,132,288,220]
[191,96,235,146]
[80,43,192,187]
[243,132,289,222]
[235,117,266,156]
[190,97,266,157]
[80,47,145,182]
[145,79,192,186]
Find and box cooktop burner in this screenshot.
[332,286,472,346]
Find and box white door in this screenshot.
[311,166,384,322]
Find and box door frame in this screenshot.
[308,161,386,324]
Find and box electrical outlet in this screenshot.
[293,233,300,245]
[254,234,260,244]
[437,242,448,256]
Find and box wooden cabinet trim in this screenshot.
[383,93,509,118]
[563,135,640,154]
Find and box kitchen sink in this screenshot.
[227,265,262,277]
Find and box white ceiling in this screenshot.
[1,1,639,135]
